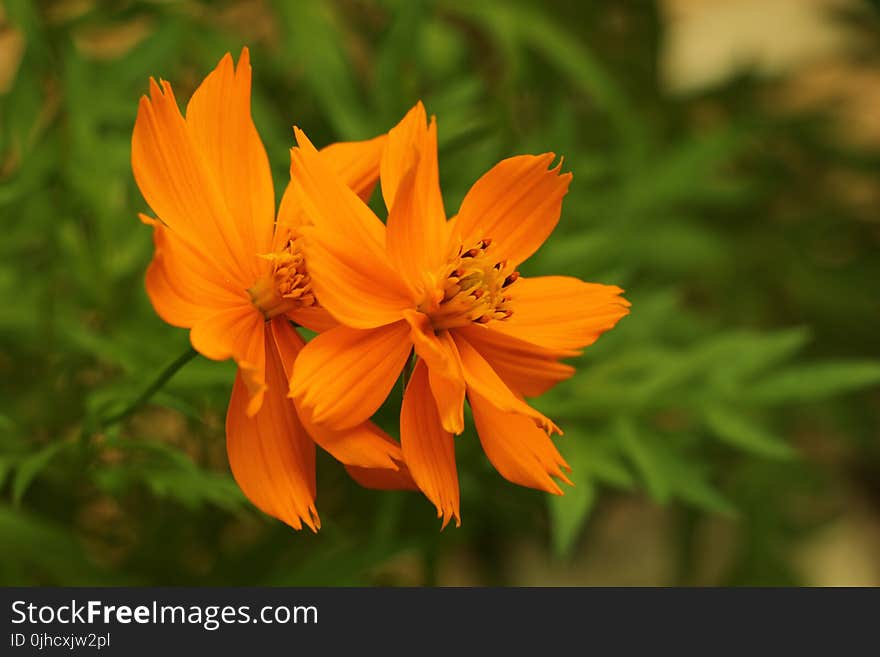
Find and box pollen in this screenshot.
[423,238,518,330]
[247,231,315,320]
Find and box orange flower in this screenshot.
[131,48,414,531]
[289,102,631,527]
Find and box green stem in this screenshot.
[100,346,198,429]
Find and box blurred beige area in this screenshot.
[660,0,858,91]
[794,502,880,586]
[661,0,880,146]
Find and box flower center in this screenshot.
[421,238,518,330]
[247,234,315,320]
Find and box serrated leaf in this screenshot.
[627,127,747,211]
[746,361,880,405]
[615,418,670,503]
[584,448,635,489]
[707,328,811,387]
[142,468,245,512]
[611,421,734,516]
[548,476,595,558]
[703,406,796,460]
[548,430,621,557]
[632,346,719,403]
[95,437,246,513]
[664,458,737,516]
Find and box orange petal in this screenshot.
[290,321,412,430]
[302,412,406,470]
[469,389,572,495]
[452,154,572,267]
[132,74,253,285]
[286,306,339,333]
[384,106,446,293]
[226,325,318,531]
[274,179,307,243]
[401,359,460,528]
[345,462,419,491]
[190,304,267,416]
[299,226,412,328]
[271,318,404,469]
[402,310,465,434]
[452,331,560,435]
[146,224,247,328]
[380,102,425,211]
[492,276,630,352]
[428,361,466,435]
[455,323,576,398]
[290,128,412,328]
[402,310,458,379]
[276,133,387,242]
[292,128,388,250]
[319,133,388,202]
[184,48,275,263]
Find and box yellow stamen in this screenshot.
[248,234,315,320]
[421,238,518,330]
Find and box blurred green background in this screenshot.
[1,0,879,586]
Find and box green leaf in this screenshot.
[746,361,880,405]
[630,346,719,404]
[94,438,246,513]
[549,428,638,556]
[583,448,635,489]
[665,459,737,517]
[12,441,73,506]
[448,1,640,146]
[615,418,670,503]
[714,328,811,383]
[0,457,15,490]
[0,505,102,584]
[272,0,371,138]
[141,467,245,513]
[703,406,796,460]
[622,220,728,273]
[626,127,748,211]
[0,414,14,434]
[548,476,595,558]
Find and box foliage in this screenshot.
[1,0,878,585]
